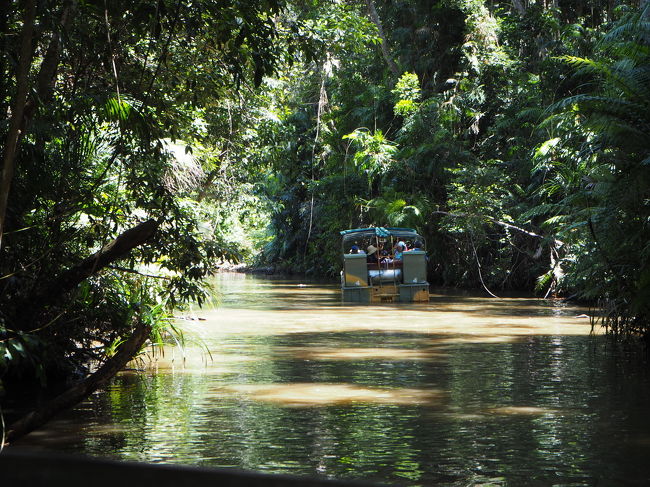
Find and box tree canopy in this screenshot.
[0,0,299,414]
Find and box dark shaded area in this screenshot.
[0,448,385,487]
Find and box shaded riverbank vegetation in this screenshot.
[1,0,649,440]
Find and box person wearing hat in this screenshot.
[366,244,379,264]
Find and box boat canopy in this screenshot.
[340,227,425,252]
[340,227,420,239]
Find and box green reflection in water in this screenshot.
[16,274,650,486]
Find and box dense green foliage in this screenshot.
[1,0,649,410]
[0,0,295,391]
[248,1,650,340]
[534,11,650,336]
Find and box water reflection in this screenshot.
[15,273,650,486]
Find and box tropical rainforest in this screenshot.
[1,0,649,440]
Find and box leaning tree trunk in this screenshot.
[3,218,161,444]
[4,318,152,444]
[26,219,160,323]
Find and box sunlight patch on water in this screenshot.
[441,412,488,421]
[215,383,445,406]
[276,346,447,361]
[487,406,561,416]
[189,307,594,339]
[430,335,521,345]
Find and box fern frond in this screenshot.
[557,55,611,79]
[521,203,560,221]
[543,214,572,227]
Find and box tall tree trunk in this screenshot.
[0,0,75,250]
[0,1,10,118]
[364,0,400,76]
[512,0,526,16]
[34,0,74,108]
[0,0,36,250]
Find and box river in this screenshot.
[15,273,650,486]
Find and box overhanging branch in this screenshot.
[432,210,563,247]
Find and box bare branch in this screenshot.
[432,210,563,246]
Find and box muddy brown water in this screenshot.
[15,273,650,486]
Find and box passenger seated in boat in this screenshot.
[407,240,428,258]
[366,245,379,264]
[393,241,407,260]
[407,240,424,252]
[378,251,403,268]
[349,244,364,254]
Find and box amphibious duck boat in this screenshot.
[340,227,429,303]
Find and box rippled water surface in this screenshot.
[17,273,650,486]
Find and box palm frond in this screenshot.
[604,17,650,45]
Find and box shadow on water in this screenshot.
[14,273,650,487]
